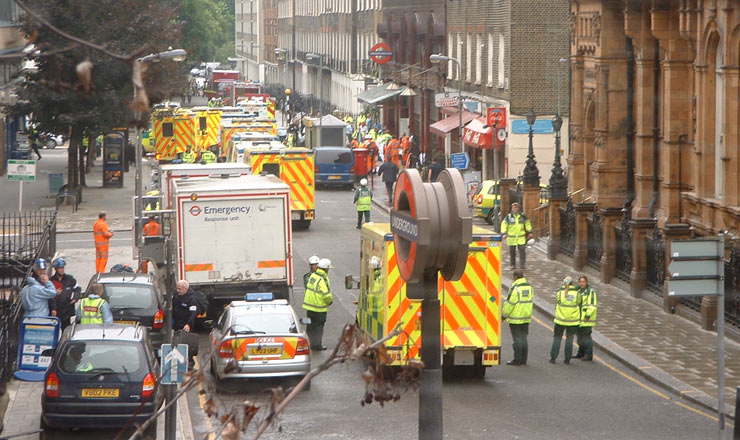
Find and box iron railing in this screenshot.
[725,244,740,327]
[614,209,633,281]
[586,209,603,269]
[645,225,665,294]
[559,198,575,256]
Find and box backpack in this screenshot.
[191,289,209,315]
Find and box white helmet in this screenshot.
[370,256,381,269]
[360,178,368,186]
[318,258,332,269]
[308,255,320,265]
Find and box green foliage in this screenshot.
[179,0,234,63]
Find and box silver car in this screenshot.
[209,293,312,385]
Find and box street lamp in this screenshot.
[305,53,323,144]
[550,58,569,198]
[430,54,462,167]
[522,107,540,186]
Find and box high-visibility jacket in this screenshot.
[351,139,359,149]
[201,150,217,163]
[502,277,534,324]
[303,268,332,313]
[79,297,105,324]
[183,151,197,163]
[501,212,532,246]
[357,114,367,125]
[579,285,598,327]
[142,220,161,236]
[93,219,113,248]
[354,186,372,212]
[554,284,581,326]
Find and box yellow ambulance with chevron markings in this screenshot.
[357,223,502,379]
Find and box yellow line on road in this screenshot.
[530,314,732,426]
[194,357,217,440]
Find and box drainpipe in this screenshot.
[678,134,688,222]
[648,39,660,218]
[625,37,635,209]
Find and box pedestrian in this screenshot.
[303,258,333,351]
[303,255,320,289]
[574,276,598,361]
[93,211,114,274]
[173,280,198,332]
[549,276,581,364]
[500,202,532,269]
[377,160,399,205]
[20,259,57,318]
[427,156,444,182]
[50,258,79,330]
[502,270,533,366]
[354,178,372,229]
[30,138,42,160]
[76,283,113,324]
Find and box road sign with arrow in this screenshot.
[161,344,188,385]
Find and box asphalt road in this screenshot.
[185,184,720,440]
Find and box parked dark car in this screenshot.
[314,146,354,189]
[40,324,163,438]
[86,272,166,350]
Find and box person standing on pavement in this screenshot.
[173,280,199,332]
[20,259,57,318]
[549,276,581,364]
[76,283,113,324]
[502,270,533,366]
[30,137,43,160]
[377,160,399,205]
[303,258,333,351]
[500,202,532,270]
[574,276,598,361]
[93,211,114,274]
[354,178,373,229]
[50,258,79,330]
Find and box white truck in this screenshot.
[169,174,294,310]
[157,163,252,209]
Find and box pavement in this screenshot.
[371,196,739,421]
[0,148,195,439]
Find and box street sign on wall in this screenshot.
[8,159,36,182]
[434,92,459,108]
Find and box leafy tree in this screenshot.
[5,0,183,186]
[180,0,234,63]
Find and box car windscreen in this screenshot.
[232,313,297,334]
[59,341,144,374]
[101,284,155,310]
[318,149,352,165]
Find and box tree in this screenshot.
[179,0,234,63]
[5,0,183,187]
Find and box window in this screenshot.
[497,34,505,89]
[466,33,472,82]
[233,313,297,333]
[476,34,483,85]
[162,122,174,138]
[487,34,494,86]
[101,284,156,310]
[60,342,144,374]
[448,33,454,79]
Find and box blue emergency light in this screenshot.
[244,292,274,302]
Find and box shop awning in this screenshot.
[356,83,402,105]
[463,117,494,149]
[429,111,476,136]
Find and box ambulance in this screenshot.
[356,223,502,378]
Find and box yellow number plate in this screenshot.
[81,388,119,398]
[328,175,342,180]
[249,347,281,356]
[115,320,137,325]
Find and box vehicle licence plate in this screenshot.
[328,175,342,180]
[115,320,137,325]
[248,346,282,356]
[81,388,119,398]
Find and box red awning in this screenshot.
[429,111,477,136]
[463,117,494,149]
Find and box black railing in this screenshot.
[559,198,575,256]
[725,244,740,327]
[586,210,602,269]
[615,209,633,281]
[645,226,665,294]
[0,211,57,390]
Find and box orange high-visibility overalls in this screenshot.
[93,218,113,273]
[140,220,161,273]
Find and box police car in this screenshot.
[209,293,312,387]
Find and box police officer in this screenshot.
[354,178,372,229]
[173,280,198,332]
[303,258,333,351]
[501,202,533,270]
[50,258,79,330]
[549,276,580,364]
[20,259,57,318]
[574,276,598,361]
[502,270,533,366]
[76,284,113,324]
[303,255,320,289]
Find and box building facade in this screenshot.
[0,0,24,175]
[235,0,263,81]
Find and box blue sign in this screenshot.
[511,119,555,135]
[15,316,61,381]
[161,344,188,385]
[450,152,470,170]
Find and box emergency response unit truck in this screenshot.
[355,223,502,379]
[168,175,294,312]
[157,162,252,209]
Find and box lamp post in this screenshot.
[550,58,569,198]
[430,54,462,167]
[306,53,323,144]
[522,107,540,186]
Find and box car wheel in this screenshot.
[45,139,57,149]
